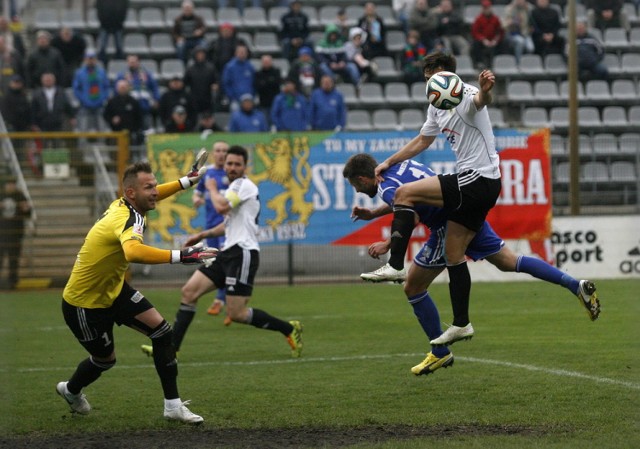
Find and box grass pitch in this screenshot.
[1,279,638,448]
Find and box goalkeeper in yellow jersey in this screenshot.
[56,154,216,424]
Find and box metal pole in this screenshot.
[566,0,580,215]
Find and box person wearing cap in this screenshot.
[315,24,359,86]
[72,50,110,136]
[270,77,309,132]
[310,74,346,131]
[164,104,194,133]
[470,0,507,70]
[96,0,128,65]
[158,75,196,131]
[205,22,248,74]
[51,27,87,88]
[345,27,376,86]
[26,30,65,88]
[254,55,282,123]
[0,35,24,94]
[221,44,255,110]
[228,94,267,133]
[184,46,218,116]
[279,0,312,61]
[172,0,206,65]
[287,46,322,97]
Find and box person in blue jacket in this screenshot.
[228,94,268,132]
[310,75,346,131]
[115,55,160,130]
[270,78,310,132]
[222,44,255,110]
[72,49,110,134]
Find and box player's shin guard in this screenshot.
[409,292,449,357]
[172,303,197,352]
[388,206,417,270]
[68,356,116,394]
[150,320,179,400]
[248,308,294,335]
[447,261,471,327]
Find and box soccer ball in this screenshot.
[426,71,464,110]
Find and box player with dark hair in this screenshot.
[192,141,230,321]
[344,153,599,375]
[57,156,215,423]
[362,51,501,346]
[141,146,304,359]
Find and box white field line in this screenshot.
[3,353,639,391]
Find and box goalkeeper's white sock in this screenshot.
[165,398,182,410]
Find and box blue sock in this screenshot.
[216,288,226,303]
[409,291,450,358]
[516,255,580,295]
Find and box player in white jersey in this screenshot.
[363,52,502,346]
[141,146,303,359]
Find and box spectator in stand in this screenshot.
[0,177,31,290]
[0,15,24,58]
[0,75,29,132]
[206,22,248,75]
[409,0,438,52]
[96,0,128,66]
[115,55,160,131]
[310,75,346,131]
[103,79,145,151]
[72,50,110,135]
[357,2,387,59]
[51,27,86,88]
[288,46,322,97]
[432,0,470,57]
[254,55,282,124]
[30,72,76,135]
[197,111,223,133]
[164,105,194,133]
[502,0,535,64]
[401,29,428,85]
[335,8,350,41]
[587,0,630,33]
[158,75,196,131]
[228,94,268,132]
[270,78,309,132]
[346,27,379,87]
[0,35,24,93]
[573,20,609,81]
[316,24,360,86]
[184,46,218,117]
[217,0,267,17]
[26,30,65,88]
[530,0,565,58]
[172,0,207,65]
[279,0,312,62]
[392,0,413,35]
[222,44,255,110]
[470,0,506,70]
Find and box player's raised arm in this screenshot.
[375,134,436,180]
[473,69,495,110]
[157,148,209,200]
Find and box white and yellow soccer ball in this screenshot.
[426,71,464,110]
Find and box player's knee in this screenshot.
[403,280,422,298]
[395,184,409,203]
[180,284,200,305]
[150,321,177,364]
[90,356,116,371]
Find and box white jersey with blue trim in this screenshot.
[222,176,260,251]
[379,160,448,229]
[420,83,501,182]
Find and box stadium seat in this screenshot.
[372,109,398,130]
[581,161,609,182]
[376,5,398,26]
[345,5,363,26]
[610,161,637,182]
[160,58,184,81]
[243,7,269,29]
[373,56,400,80]
[386,30,406,53]
[549,107,569,128]
[34,9,59,30]
[384,82,412,107]
[346,110,372,131]
[578,106,602,128]
[336,83,359,107]
[463,5,481,25]
[216,112,230,131]
[271,58,290,77]
[149,33,175,56]
[619,133,640,154]
[399,109,425,130]
[267,6,288,28]
[301,6,319,27]
[237,32,254,52]
[86,9,99,31]
[489,108,507,128]
[107,59,127,81]
[601,106,628,127]
[624,3,639,26]
[138,7,165,30]
[603,53,622,76]
[411,82,426,103]
[560,80,585,100]
[61,10,86,29]
[518,54,544,76]
[253,32,280,54]
[199,9,217,28]
[592,133,618,155]
[611,79,637,101]
[621,53,640,75]
[164,8,181,27]
[533,80,560,101]
[456,55,476,78]
[358,83,385,107]
[506,80,533,102]
[544,53,567,76]
[630,28,640,48]
[123,33,150,54]
[140,59,159,78]
[550,134,565,156]
[584,80,610,102]
[124,9,139,30]
[522,107,548,128]
[627,105,640,123]
[554,161,570,183]
[603,28,630,51]
[492,54,518,77]
[578,134,594,155]
[217,8,243,27]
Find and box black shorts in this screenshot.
[198,244,259,297]
[438,171,502,232]
[61,282,154,358]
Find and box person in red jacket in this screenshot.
[470,0,506,70]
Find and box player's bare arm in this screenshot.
[473,69,495,109]
[351,204,392,221]
[210,189,231,214]
[368,239,391,259]
[375,134,436,180]
[185,222,225,247]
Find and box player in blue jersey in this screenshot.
[343,153,600,376]
[193,141,230,322]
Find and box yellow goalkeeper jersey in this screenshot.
[63,182,180,308]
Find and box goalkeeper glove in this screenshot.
[179,148,209,189]
[171,244,218,264]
